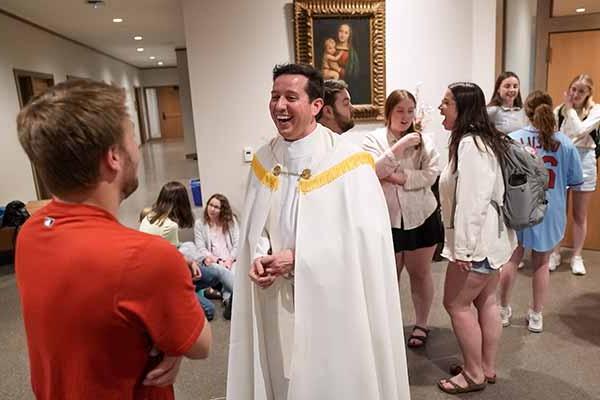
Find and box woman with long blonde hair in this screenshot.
[552,74,600,275]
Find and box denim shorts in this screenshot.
[470,258,497,275]
[572,148,596,192]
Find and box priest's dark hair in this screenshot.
[272,63,324,102]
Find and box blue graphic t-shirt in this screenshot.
[510,126,584,251]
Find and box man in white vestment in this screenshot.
[226,63,411,400]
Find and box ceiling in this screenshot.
[0,0,185,68]
[553,0,600,16]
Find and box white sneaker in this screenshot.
[549,251,561,272]
[571,256,586,275]
[500,305,512,327]
[527,309,543,333]
[517,262,525,270]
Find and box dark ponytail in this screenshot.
[524,91,558,151]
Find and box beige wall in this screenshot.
[505,0,537,95]
[140,67,179,87]
[182,0,498,210]
[0,12,142,204]
[176,49,197,157]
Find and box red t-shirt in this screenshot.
[16,201,205,400]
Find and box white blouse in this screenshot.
[487,106,528,134]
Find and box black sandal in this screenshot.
[407,325,430,348]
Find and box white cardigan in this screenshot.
[439,136,517,268]
[362,127,441,230]
[555,104,600,149]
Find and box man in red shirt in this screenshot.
[15,79,211,399]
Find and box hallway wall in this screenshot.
[0,12,142,204]
[183,0,498,210]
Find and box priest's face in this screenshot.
[270,74,323,141]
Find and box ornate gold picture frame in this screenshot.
[294,0,386,121]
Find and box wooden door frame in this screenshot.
[13,69,54,107]
[13,69,55,200]
[142,85,181,141]
[134,86,148,145]
[534,0,600,90]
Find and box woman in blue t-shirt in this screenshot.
[498,91,584,333]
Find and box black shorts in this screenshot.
[392,210,444,253]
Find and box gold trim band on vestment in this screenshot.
[251,156,279,191]
[299,152,375,194]
[252,152,375,193]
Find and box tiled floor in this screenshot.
[2,139,600,400]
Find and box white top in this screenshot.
[362,127,441,230]
[139,215,179,245]
[555,104,600,149]
[439,136,517,268]
[487,105,528,134]
[277,128,320,250]
[209,225,231,259]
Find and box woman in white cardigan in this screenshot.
[362,89,442,349]
[552,74,600,275]
[437,82,517,394]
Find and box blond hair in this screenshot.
[568,74,595,119]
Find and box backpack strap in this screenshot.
[557,105,565,129]
[490,200,504,238]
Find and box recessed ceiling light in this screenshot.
[136,47,144,52]
[576,7,586,13]
[149,56,156,60]
[133,35,143,41]
[112,18,123,23]
[157,61,164,66]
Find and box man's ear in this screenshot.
[312,98,325,117]
[104,145,122,173]
[321,104,334,118]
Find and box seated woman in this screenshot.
[140,181,233,321]
[192,194,238,308]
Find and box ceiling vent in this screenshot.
[86,0,106,8]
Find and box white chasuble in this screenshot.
[227,124,411,400]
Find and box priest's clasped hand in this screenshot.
[249,249,295,288]
[263,249,295,277]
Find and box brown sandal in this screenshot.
[437,371,487,394]
[407,325,430,348]
[449,364,496,384]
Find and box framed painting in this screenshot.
[294,0,386,121]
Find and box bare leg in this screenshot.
[531,250,550,312]
[404,245,436,329]
[440,263,488,389]
[571,191,593,257]
[474,272,501,378]
[395,251,405,280]
[499,246,524,307]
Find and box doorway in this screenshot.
[134,87,148,144]
[547,29,600,250]
[143,86,183,140]
[13,69,55,200]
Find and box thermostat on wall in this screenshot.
[243,147,253,163]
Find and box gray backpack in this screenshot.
[492,139,549,230]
